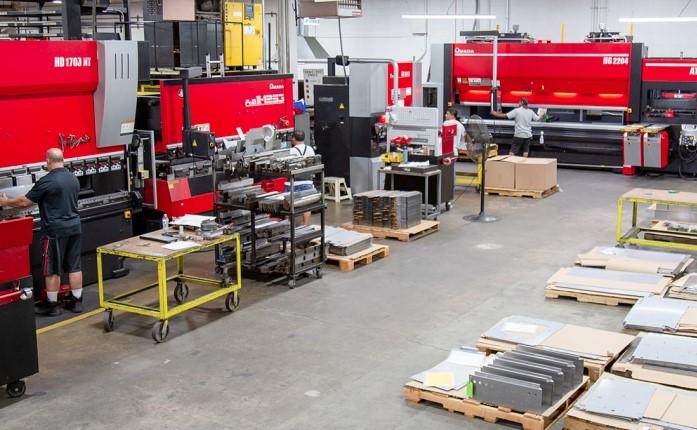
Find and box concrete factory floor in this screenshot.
[2,168,695,429]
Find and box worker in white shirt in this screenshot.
[290,130,315,158]
[289,131,315,225]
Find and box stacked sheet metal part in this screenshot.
[217,209,251,227]
[576,246,693,276]
[255,188,321,212]
[352,190,422,229]
[275,225,321,244]
[324,226,373,256]
[630,333,697,373]
[624,295,697,334]
[411,347,490,391]
[470,345,584,413]
[546,267,671,298]
[669,273,697,300]
[572,374,697,429]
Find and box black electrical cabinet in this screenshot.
[313,84,351,180]
[0,282,38,398]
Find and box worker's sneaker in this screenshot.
[64,296,83,314]
[35,301,62,317]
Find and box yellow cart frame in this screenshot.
[97,234,241,342]
[456,145,498,188]
[616,189,697,252]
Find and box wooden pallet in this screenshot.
[341,220,439,242]
[544,286,640,307]
[475,339,609,382]
[404,377,589,430]
[485,185,559,199]
[325,244,390,272]
[563,411,636,430]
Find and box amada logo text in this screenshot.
[269,83,285,90]
[690,67,697,76]
[454,47,475,56]
[245,94,285,107]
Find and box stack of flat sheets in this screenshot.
[576,246,693,277]
[668,273,697,300]
[566,373,697,430]
[546,267,671,301]
[624,295,697,336]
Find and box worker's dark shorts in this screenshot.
[41,234,81,276]
[510,137,532,156]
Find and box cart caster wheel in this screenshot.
[173,283,189,304]
[151,320,170,343]
[6,380,26,398]
[288,279,297,289]
[103,311,115,333]
[446,202,453,211]
[224,291,240,312]
[215,266,223,275]
[314,268,323,279]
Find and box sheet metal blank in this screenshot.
[471,371,544,412]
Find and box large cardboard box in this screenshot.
[485,155,516,189]
[515,158,557,191]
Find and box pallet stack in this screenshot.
[352,191,422,230]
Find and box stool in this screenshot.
[323,177,352,203]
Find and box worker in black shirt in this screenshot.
[0,148,83,316]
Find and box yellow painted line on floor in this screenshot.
[36,308,103,335]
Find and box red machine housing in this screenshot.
[158,74,295,150]
[388,62,419,107]
[451,42,636,110]
[145,74,296,216]
[0,217,33,285]
[641,58,697,124]
[0,41,117,169]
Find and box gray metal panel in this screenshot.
[624,133,642,166]
[576,376,656,420]
[496,356,565,396]
[643,133,663,168]
[411,62,423,107]
[482,315,564,346]
[516,345,584,383]
[483,365,554,406]
[350,157,384,194]
[623,296,691,332]
[94,41,138,148]
[428,43,445,119]
[349,63,388,117]
[632,333,697,372]
[565,267,667,285]
[471,372,543,412]
[590,247,690,264]
[507,351,576,388]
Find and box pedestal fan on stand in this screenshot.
[463,115,500,223]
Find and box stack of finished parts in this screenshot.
[545,267,671,303]
[352,190,422,229]
[576,246,693,277]
[323,226,373,256]
[624,295,697,335]
[471,345,584,413]
[566,373,697,430]
[612,333,697,390]
[668,273,697,300]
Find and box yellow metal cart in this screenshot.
[97,233,241,342]
[617,188,697,252]
[456,144,498,188]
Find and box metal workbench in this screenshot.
[97,232,241,342]
[617,188,697,252]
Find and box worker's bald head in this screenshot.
[46,148,64,170]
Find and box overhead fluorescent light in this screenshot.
[619,16,697,23]
[402,14,496,20]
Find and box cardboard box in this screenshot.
[515,158,557,191]
[485,155,516,189]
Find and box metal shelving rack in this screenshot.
[215,164,326,288]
